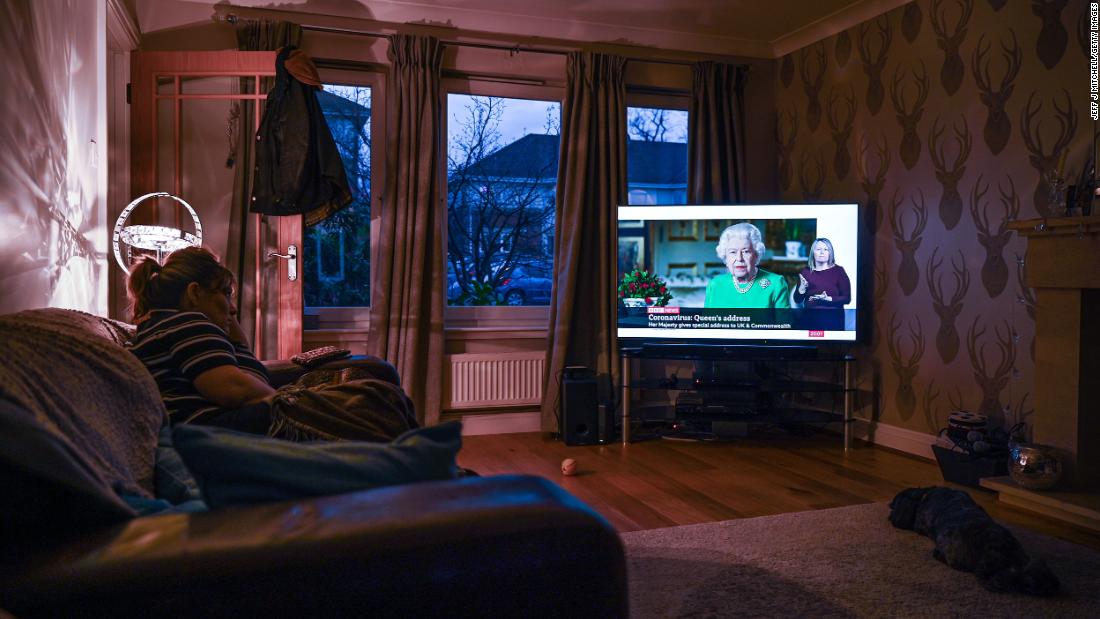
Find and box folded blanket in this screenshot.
[269,377,418,442]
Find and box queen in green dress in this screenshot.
[704,222,790,308]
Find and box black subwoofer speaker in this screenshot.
[562,371,599,446]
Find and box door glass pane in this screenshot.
[446,94,559,307]
[156,76,176,95]
[155,98,176,216]
[179,97,238,261]
[304,85,372,308]
[626,106,688,205]
[180,75,254,95]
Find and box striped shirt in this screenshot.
[128,310,270,423]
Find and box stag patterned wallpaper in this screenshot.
[776,0,1092,435]
[0,0,107,315]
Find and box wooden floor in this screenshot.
[458,431,1100,550]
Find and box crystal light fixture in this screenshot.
[112,192,203,270]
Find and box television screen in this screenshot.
[617,203,861,343]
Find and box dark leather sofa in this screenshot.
[0,309,627,617]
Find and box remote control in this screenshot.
[291,346,352,367]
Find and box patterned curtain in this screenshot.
[688,61,746,204]
[366,34,446,426]
[541,52,628,432]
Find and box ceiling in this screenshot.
[132,0,910,58]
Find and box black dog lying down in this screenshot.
[889,487,1059,596]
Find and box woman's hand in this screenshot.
[226,313,251,348]
[798,273,808,294]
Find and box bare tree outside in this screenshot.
[447,94,559,306]
[305,85,372,307]
[628,107,687,143]
[626,106,689,206]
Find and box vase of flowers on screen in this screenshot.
[618,269,672,307]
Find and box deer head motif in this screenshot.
[926,248,969,364]
[972,31,1022,155]
[987,0,1007,11]
[930,0,973,96]
[857,134,891,234]
[890,62,930,170]
[969,175,1019,298]
[1016,254,1037,360]
[873,259,890,353]
[827,86,856,181]
[902,2,923,43]
[947,385,966,416]
[776,107,799,191]
[966,317,1016,426]
[888,313,924,420]
[1010,393,1034,432]
[835,31,852,67]
[780,54,794,88]
[1020,90,1078,217]
[800,43,828,132]
[858,15,893,116]
[1032,0,1069,69]
[922,379,942,434]
[890,188,928,296]
[928,116,972,230]
[799,150,826,202]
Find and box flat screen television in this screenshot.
[617,203,862,347]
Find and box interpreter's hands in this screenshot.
[810,292,832,303]
[798,274,808,294]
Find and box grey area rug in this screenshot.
[622,502,1100,618]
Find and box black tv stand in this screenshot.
[637,342,818,360]
[620,346,855,448]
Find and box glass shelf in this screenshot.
[630,377,850,393]
[626,403,844,425]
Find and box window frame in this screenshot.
[303,67,386,331]
[442,77,564,330]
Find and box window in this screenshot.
[305,84,372,308]
[626,106,688,205]
[446,94,560,307]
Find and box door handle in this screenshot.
[268,244,298,281]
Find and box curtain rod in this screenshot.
[218,12,702,66]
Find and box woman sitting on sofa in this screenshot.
[127,247,279,434]
[127,246,416,441]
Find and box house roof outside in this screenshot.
[317,89,370,120]
[461,133,687,186]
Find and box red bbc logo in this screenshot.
[808,330,825,337]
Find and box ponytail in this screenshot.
[126,247,234,321]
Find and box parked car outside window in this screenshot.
[497,266,552,306]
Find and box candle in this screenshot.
[1055,150,1068,179]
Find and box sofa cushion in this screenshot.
[171,421,462,508]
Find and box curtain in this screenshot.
[541,52,627,433]
[366,34,446,427]
[227,20,302,358]
[688,62,746,204]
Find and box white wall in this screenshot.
[0,0,108,315]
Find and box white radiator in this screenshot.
[445,352,545,409]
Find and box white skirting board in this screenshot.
[851,417,936,460]
[454,411,542,436]
[449,411,937,457]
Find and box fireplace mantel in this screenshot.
[1008,215,1100,489]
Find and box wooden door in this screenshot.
[130,51,302,358]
